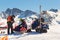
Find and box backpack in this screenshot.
[20,27,27,31]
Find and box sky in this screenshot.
[0,0,60,13]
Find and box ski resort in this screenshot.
[0,8,60,40]
[0,0,60,40]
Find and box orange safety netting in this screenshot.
[0,36,8,40]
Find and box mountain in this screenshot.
[5,8,23,16]
[0,10,60,40]
[0,8,38,19]
[49,9,58,13]
[18,10,37,18]
[44,10,60,25]
[1,8,60,25]
[0,8,23,19]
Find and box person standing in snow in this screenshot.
[7,15,15,34]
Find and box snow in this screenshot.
[0,11,60,40]
[0,22,60,40]
[0,19,7,27]
[6,23,60,40]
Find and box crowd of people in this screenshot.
[7,15,49,34]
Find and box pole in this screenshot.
[40,5,42,28]
[11,9,12,16]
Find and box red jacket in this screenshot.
[7,16,12,22]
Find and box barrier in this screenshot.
[0,36,8,40]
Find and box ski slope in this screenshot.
[6,18,60,40]
[8,11,60,40]
[0,11,60,40]
[0,22,60,40]
[0,18,60,40]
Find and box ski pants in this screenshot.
[7,21,13,34]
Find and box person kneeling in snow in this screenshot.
[20,19,27,33]
[14,19,27,34]
[40,18,49,33]
[36,18,49,33]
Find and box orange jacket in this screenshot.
[7,16,12,22]
[20,27,26,31]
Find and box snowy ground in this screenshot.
[0,24,60,40]
[7,24,60,40]
[0,11,60,40]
